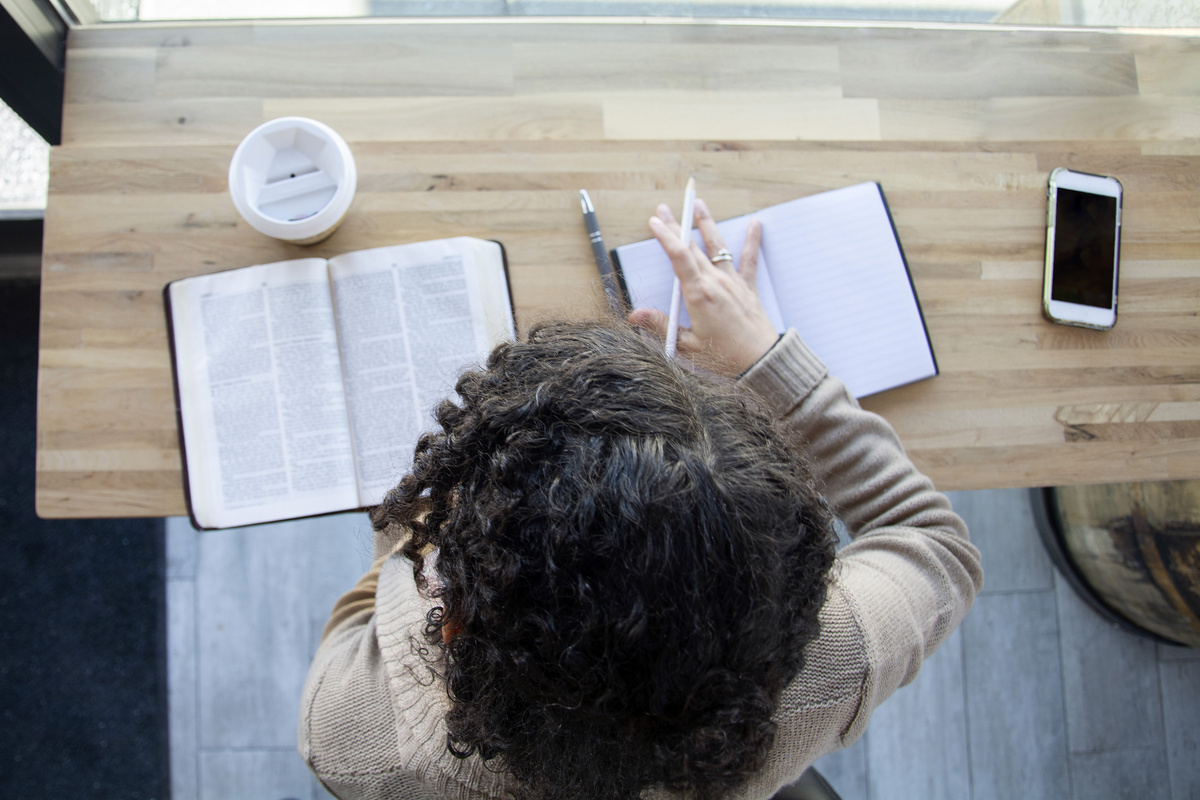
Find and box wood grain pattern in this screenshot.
[196,750,320,800]
[864,630,971,800]
[37,19,1200,517]
[1160,659,1200,799]
[1054,570,1167,753]
[166,513,368,800]
[166,577,198,800]
[962,591,1072,800]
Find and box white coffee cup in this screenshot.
[228,117,357,245]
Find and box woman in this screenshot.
[299,197,983,800]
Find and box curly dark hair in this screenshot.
[370,320,837,800]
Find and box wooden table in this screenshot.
[37,18,1200,518]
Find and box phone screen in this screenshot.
[1051,188,1117,309]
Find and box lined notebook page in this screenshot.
[754,182,935,397]
[614,182,936,398]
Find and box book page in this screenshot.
[168,259,358,529]
[329,238,513,506]
[753,183,936,398]
[616,228,786,333]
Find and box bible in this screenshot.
[612,182,938,399]
[165,237,514,530]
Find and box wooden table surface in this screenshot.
[37,18,1200,518]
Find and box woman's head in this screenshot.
[371,320,836,800]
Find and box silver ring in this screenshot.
[711,249,734,263]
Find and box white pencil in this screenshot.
[664,175,695,358]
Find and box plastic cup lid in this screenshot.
[229,117,357,241]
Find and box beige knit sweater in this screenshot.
[299,330,984,800]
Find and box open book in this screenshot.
[613,182,937,399]
[165,237,514,530]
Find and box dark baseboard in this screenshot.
[0,218,43,280]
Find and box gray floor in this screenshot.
[166,488,1200,800]
[166,513,375,800]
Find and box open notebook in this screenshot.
[612,182,937,398]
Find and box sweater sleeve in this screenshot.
[300,528,432,800]
[320,558,384,644]
[736,330,984,797]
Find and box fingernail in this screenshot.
[695,198,709,218]
[657,204,673,218]
[649,216,663,229]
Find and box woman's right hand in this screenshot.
[628,198,779,377]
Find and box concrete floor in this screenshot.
[165,489,1200,800]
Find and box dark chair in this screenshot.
[773,767,843,800]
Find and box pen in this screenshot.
[664,175,695,358]
[579,190,626,316]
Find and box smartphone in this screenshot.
[1042,168,1123,330]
